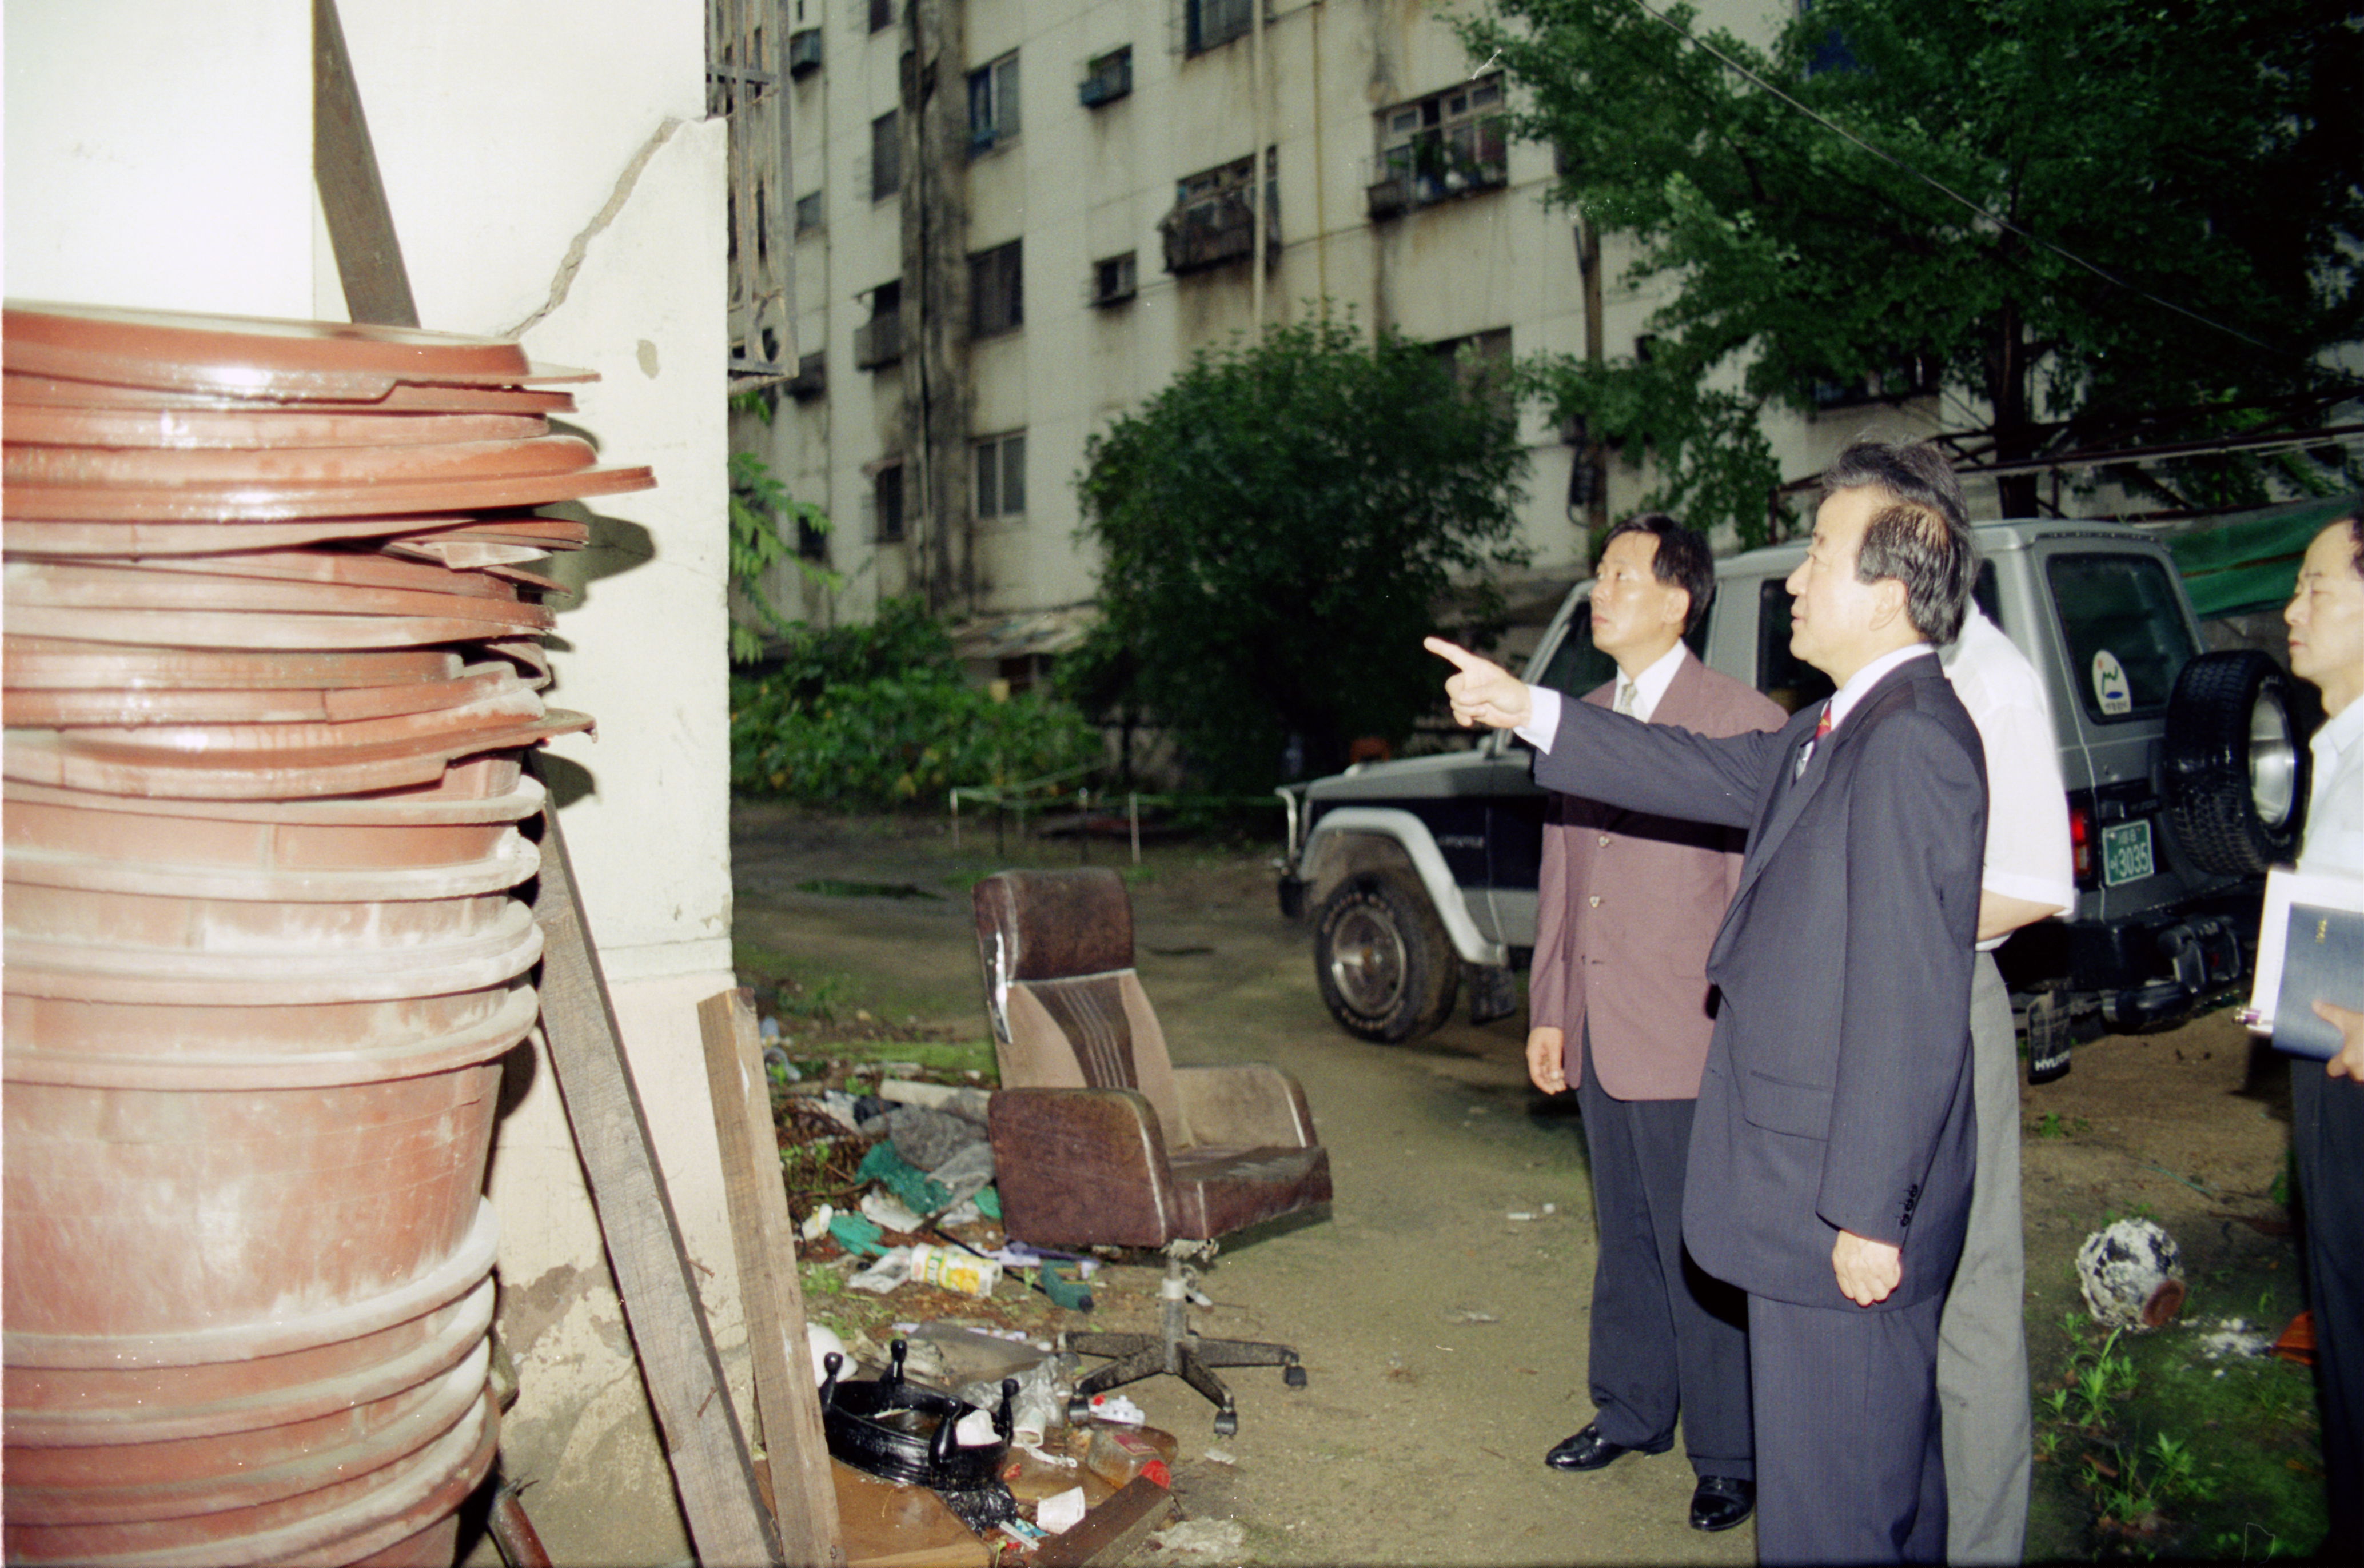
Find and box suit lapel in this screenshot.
[1707,657,1932,969]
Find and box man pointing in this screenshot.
[1429,440,1987,1562]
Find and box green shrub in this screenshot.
[731,607,1099,807]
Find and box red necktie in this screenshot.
[1796,703,1833,780]
[1815,704,1834,741]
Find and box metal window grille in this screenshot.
[871,110,901,200]
[1374,75,1507,209]
[968,52,1020,153]
[970,241,1023,337]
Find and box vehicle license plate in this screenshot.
[2101,819,2155,887]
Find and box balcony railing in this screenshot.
[1159,187,1277,275]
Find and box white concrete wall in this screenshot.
[6,3,740,1557]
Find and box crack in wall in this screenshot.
[505,117,685,338]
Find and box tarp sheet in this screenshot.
[2155,493,2363,618]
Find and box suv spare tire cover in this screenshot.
[2160,649,2312,878]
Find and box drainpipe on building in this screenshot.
[1251,0,1266,331]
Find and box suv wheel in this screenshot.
[2161,649,2312,878]
[1313,873,1459,1043]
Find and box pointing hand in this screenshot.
[1425,637,1534,731]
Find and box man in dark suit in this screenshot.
[1429,440,1986,1563]
[1530,516,1784,1535]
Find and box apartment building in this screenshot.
[743,0,1849,668]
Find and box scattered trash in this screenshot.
[804,1323,848,1385]
[891,1105,982,1172]
[859,1190,927,1234]
[798,1203,835,1244]
[760,1015,782,1040]
[1199,1444,1237,1466]
[1035,1486,1088,1535]
[1445,1307,1499,1324]
[1085,1425,1174,1489]
[1084,1393,1145,1426]
[1154,1518,1247,1561]
[849,1248,913,1294]
[2076,1217,2187,1330]
[828,1211,886,1258]
[1542,1202,1557,1215]
[2193,1317,2274,1360]
[955,1407,1002,1447]
[2274,1310,2317,1366]
[937,1196,983,1227]
[856,1140,954,1216]
[881,1078,994,1123]
[1506,1211,1537,1222]
[910,1241,1003,1299]
[813,1090,866,1131]
[927,1142,997,1207]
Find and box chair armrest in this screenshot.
[986,1087,1180,1248]
[1173,1063,1319,1150]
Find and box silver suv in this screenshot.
[1277,520,2313,1071]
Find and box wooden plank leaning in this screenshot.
[699,987,848,1566]
[531,796,787,1567]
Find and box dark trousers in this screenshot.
[1749,1291,1947,1565]
[2293,1066,2364,1554]
[1577,1027,1752,1478]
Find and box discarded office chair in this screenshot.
[973,868,1331,1434]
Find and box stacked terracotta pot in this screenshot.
[1,303,653,1566]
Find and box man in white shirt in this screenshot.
[1937,605,2074,1563]
[2282,513,2364,1553]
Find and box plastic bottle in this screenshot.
[1084,1424,1174,1489]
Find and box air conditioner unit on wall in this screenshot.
[788,29,823,75]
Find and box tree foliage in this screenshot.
[1074,314,1530,792]
[1463,0,2364,538]
[727,389,836,662]
[731,599,1098,807]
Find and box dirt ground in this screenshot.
[727,805,2311,1565]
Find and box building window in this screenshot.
[1080,46,1131,107]
[874,462,906,544]
[1161,151,1275,274]
[869,0,895,33]
[974,431,1026,522]
[968,51,1019,155]
[1372,75,1506,212]
[794,190,824,236]
[1429,327,1514,408]
[796,509,830,562]
[854,280,903,369]
[1090,252,1137,306]
[971,241,1023,338]
[1186,0,1253,55]
[871,110,900,200]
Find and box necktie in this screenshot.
[1614,680,1639,717]
[1795,701,1833,780]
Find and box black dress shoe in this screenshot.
[1689,1475,1755,1533]
[1543,1422,1667,1472]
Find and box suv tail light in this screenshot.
[2068,796,2097,890]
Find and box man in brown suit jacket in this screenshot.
[1532,516,1787,1534]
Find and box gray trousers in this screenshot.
[1937,952,2029,1563]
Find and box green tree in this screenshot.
[1462,0,2364,540]
[1074,314,1529,793]
[727,389,836,662]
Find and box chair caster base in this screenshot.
[1283,1363,1307,1389]
[1214,1408,1238,1438]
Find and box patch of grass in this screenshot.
[2034,1111,2094,1139]
[827,1036,998,1078]
[795,877,944,900]
[2035,1283,2325,1558]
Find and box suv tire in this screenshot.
[2161,649,2311,878]
[1313,872,1459,1043]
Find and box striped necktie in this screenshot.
[1614,679,1640,717]
[1795,701,1833,780]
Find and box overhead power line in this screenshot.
[1615,0,2357,387]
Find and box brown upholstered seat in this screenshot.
[974,868,1330,1431]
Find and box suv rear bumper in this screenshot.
[1999,889,2262,1029]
